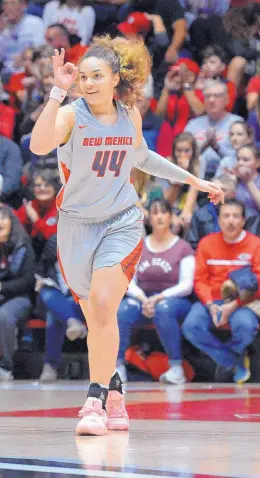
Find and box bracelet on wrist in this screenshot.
[183,83,194,91]
[49,85,68,104]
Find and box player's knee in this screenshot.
[88,289,115,321]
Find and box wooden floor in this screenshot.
[0,381,260,477]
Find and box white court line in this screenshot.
[0,462,173,478]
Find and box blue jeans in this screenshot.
[117,295,191,364]
[39,287,85,368]
[182,301,259,368]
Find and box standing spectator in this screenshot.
[15,168,59,258]
[185,79,242,179]
[235,145,260,214]
[0,0,44,76]
[215,121,254,177]
[117,198,195,384]
[129,0,187,64]
[42,0,96,45]
[187,174,260,250]
[183,199,260,384]
[0,135,23,204]
[0,206,35,381]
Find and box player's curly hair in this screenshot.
[80,35,152,107]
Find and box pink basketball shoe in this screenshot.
[106,390,129,431]
[76,397,108,436]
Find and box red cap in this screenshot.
[117,12,152,36]
[170,58,200,76]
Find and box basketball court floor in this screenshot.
[0,381,260,478]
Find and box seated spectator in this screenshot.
[185,79,242,179]
[135,75,162,152]
[116,197,195,384]
[19,63,54,137]
[215,121,254,177]
[0,205,35,381]
[185,45,237,116]
[156,58,200,157]
[42,0,96,45]
[34,235,86,382]
[0,0,44,77]
[183,199,260,384]
[235,145,260,214]
[163,132,199,234]
[0,135,23,204]
[15,168,59,258]
[187,174,260,250]
[4,46,53,111]
[248,93,260,148]
[45,24,88,65]
[247,73,260,111]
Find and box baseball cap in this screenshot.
[117,12,152,36]
[170,58,200,76]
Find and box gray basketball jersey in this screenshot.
[57,98,138,219]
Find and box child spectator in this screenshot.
[163,132,199,234]
[235,145,260,214]
[215,121,254,176]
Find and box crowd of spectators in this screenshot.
[1,0,260,385]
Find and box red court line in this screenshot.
[1,397,260,422]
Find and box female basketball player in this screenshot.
[30,36,224,436]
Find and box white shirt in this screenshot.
[0,14,45,72]
[43,1,96,45]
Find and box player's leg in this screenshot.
[76,264,129,435]
[76,206,143,435]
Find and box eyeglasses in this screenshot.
[34,182,51,189]
[204,92,225,100]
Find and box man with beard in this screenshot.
[182,198,260,384]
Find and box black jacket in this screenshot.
[0,238,35,301]
[187,203,260,251]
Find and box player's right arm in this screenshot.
[30,49,78,156]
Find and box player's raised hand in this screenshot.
[52,48,78,91]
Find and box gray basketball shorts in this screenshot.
[57,205,144,302]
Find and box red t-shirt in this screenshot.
[15,198,58,239]
[247,75,260,94]
[65,44,88,65]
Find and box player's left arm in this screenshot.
[129,106,224,204]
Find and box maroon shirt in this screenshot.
[136,236,194,293]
